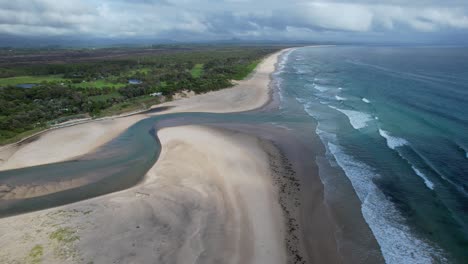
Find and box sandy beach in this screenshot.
[0,49,285,171]
[0,126,287,263]
[0,49,296,263]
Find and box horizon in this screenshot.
[2,0,468,47]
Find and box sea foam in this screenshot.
[378,129,409,150]
[313,83,329,92]
[327,143,444,264]
[411,166,435,190]
[362,98,371,103]
[329,106,372,129]
[274,49,295,106]
[335,95,346,101]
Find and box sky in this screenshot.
[1,0,468,45]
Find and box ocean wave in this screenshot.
[327,143,445,264]
[301,101,316,118]
[362,98,371,103]
[378,129,409,150]
[411,166,435,190]
[377,128,438,191]
[456,143,468,159]
[335,95,346,101]
[276,49,295,74]
[295,97,307,104]
[274,49,295,106]
[294,66,308,74]
[328,106,372,129]
[313,83,329,92]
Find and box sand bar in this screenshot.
[0,49,288,171]
[0,49,294,263]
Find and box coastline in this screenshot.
[0,125,288,263]
[0,49,289,171]
[0,48,300,263]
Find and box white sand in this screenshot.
[0,49,292,263]
[0,126,286,264]
[0,49,287,171]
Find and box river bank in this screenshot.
[0,46,382,263]
[0,49,300,263]
[0,49,287,171]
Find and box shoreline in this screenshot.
[0,48,299,263]
[0,125,289,263]
[0,46,383,263]
[0,49,290,171]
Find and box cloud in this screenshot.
[0,0,467,42]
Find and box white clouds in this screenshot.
[0,0,467,41]
[303,2,374,32]
[371,5,468,32]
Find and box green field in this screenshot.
[0,45,282,145]
[233,60,260,80]
[0,75,126,89]
[0,75,67,86]
[190,64,204,78]
[73,79,126,89]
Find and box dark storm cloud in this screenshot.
[0,0,467,42]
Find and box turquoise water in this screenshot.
[0,111,306,217]
[1,46,466,263]
[278,46,468,263]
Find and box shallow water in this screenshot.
[1,46,466,263]
[281,46,468,263]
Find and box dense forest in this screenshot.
[0,45,284,144]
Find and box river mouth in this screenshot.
[0,48,386,263]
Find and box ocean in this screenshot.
[276,46,468,263]
[1,45,467,263]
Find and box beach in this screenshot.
[0,49,299,263]
[0,49,284,171]
[0,125,288,263]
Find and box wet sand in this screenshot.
[0,49,296,264]
[0,47,382,263]
[0,49,285,171]
[0,126,289,264]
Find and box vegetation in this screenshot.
[49,227,79,243]
[233,60,260,80]
[190,63,204,78]
[0,75,66,86]
[27,245,43,264]
[0,45,285,144]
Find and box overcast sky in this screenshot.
[1,0,468,43]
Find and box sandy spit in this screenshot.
[0,49,294,264]
[0,126,287,264]
[0,49,288,171]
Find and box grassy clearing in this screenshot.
[0,75,66,86]
[190,64,204,78]
[233,60,260,80]
[72,79,126,89]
